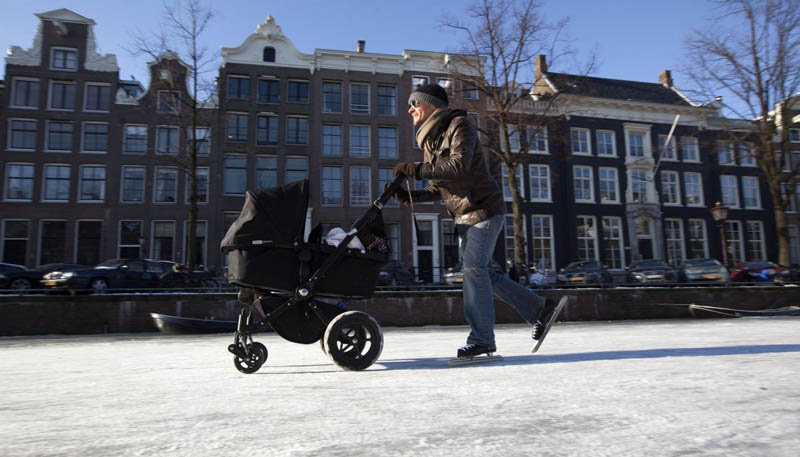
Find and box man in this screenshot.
[391,83,557,359]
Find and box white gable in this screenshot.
[221,16,314,71]
[35,8,96,25]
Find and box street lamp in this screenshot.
[710,201,729,266]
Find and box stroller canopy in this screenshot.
[221,180,309,251]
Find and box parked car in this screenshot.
[0,263,28,289]
[41,258,171,294]
[0,273,8,289]
[377,260,416,286]
[730,261,789,283]
[678,258,730,283]
[626,260,679,284]
[557,261,614,285]
[1,263,88,290]
[443,261,503,286]
[156,262,221,290]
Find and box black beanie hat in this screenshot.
[409,83,449,108]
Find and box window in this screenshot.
[157,91,180,113]
[186,167,209,203]
[742,176,761,209]
[725,220,744,264]
[790,129,800,143]
[154,167,177,203]
[350,125,370,157]
[322,125,342,156]
[529,165,550,202]
[287,80,309,103]
[121,166,145,203]
[378,127,397,158]
[49,81,76,110]
[462,80,479,99]
[350,83,369,115]
[78,165,106,202]
[119,221,143,258]
[45,121,72,152]
[628,132,645,157]
[82,123,108,153]
[502,164,525,201]
[322,82,342,113]
[227,76,250,99]
[76,221,102,266]
[9,119,37,150]
[721,175,739,208]
[187,127,210,154]
[152,221,175,261]
[502,127,521,152]
[321,166,342,205]
[285,157,308,183]
[573,166,593,202]
[258,79,280,103]
[286,117,308,145]
[635,217,655,260]
[386,223,400,261]
[226,113,248,142]
[256,116,278,146]
[738,144,755,166]
[412,75,429,91]
[43,164,70,201]
[441,218,459,269]
[598,167,619,203]
[664,219,685,265]
[658,134,676,161]
[602,217,624,269]
[156,126,179,154]
[528,127,548,153]
[377,85,396,115]
[5,164,34,200]
[183,220,207,267]
[224,156,247,194]
[661,171,681,205]
[504,215,527,264]
[531,215,554,270]
[681,137,699,162]
[255,156,277,190]
[438,78,454,95]
[51,48,77,70]
[11,78,39,108]
[263,47,276,62]
[2,220,29,265]
[718,142,734,165]
[378,168,398,207]
[39,220,66,265]
[577,216,598,261]
[687,219,708,259]
[123,125,147,154]
[631,170,649,203]
[683,172,704,206]
[596,130,616,156]
[746,221,765,261]
[84,83,110,111]
[571,128,591,155]
[350,166,371,206]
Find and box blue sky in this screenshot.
[1,0,723,93]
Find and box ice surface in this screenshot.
[1,318,799,457]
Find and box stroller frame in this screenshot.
[227,174,406,373]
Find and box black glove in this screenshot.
[384,182,411,206]
[393,162,419,179]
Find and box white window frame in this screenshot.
[121,165,146,204]
[50,47,78,71]
[529,164,551,202]
[683,172,705,207]
[745,220,766,261]
[596,130,616,157]
[43,120,73,153]
[504,214,528,264]
[629,169,652,203]
[185,167,209,204]
[658,134,677,161]
[287,79,310,104]
[181,220,208,266]
[738,143,757,167]
[681,137,700,163]
[789,129,800,143]
[1,219,30,264]
[350,83,370,115]
[187,127,211,155]
[10,77,40,109]
[83,82,111,113]
[227,75,250,100]
[42,164,71,203]
[664,218,686,265]
[502,164,526,201]
[741,176,761,209]
[687,218,709,259]
[47,80,76,111]
[4,163,35,202]
[570,128,592,155]
[224,155,248,195]
[725,220,745,264]
[601,216,625,269]
[37,219,67,266]
[156,125,180,154]
[118,220,144,259]
[321,166,343,207]
[286,116,309,145]
[77,165,106,203]
[573,165,594,203]
[80,121,109,154]
[721,175,740,208]
[576,215,599,261]
[349,125,371,158]
[718,142,735,166]
[530,215,555,270]
[349,166,371,207]
[153,166,178,204]
[598,167,619,204]
[527,127,548,154]
[661,170,681,206]
[7,118,37,151]
[157,90,181,114]
[151,220,176,262]
[123,124,148,154]
[411,75,429,91]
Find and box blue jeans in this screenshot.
[459,214,546,347]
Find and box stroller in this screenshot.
[220,176,404,373]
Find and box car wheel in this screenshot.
[90,278,108,294]
[9,278,32,290]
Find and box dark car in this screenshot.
[377,260,416,286]
[2,263,88,290]
[678,258,730,283]
[626,260,679,284]
[730,261,789,283]
[156,261,221,290]
[0,263,28,289]
[557,261,613,285]
[41,258,172,294]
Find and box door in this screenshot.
[413,215,440,283]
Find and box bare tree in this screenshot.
[127,0,217,270]
[442,0,594,270]
[683,0,800,265]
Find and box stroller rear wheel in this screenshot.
[232,342,268,374]
[323,311,383,371]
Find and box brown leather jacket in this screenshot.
[410,110,505,225]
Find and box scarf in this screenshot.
[415,108,453,152]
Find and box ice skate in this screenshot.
[448,343,504,366]
[532,296,569,353]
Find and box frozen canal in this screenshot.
[1,317,799,457]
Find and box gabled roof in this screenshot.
[35,8,96,25]
[546,73,692,106]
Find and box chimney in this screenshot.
[357,40,365,53]
[659,70,673,88]
[535,55,547,80]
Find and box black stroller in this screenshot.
[220,176,404,373]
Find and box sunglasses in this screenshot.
[409,99,420,108]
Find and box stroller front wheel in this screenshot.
[233,342,268,374]
[323,311,383,371]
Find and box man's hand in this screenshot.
[384,182,411,206]
[393,162,418,179]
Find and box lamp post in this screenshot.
[710,201,729,266]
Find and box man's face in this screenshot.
[408,100,436,127]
